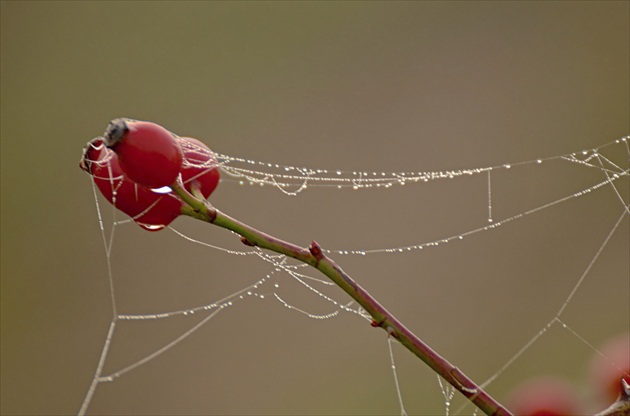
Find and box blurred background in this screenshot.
[1,2,628,415]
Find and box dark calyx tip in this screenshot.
[79,136,105,173]
[103,118,130,148]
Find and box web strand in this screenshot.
[80,136,629,415]
[388,336,408,416]
[478,207,628,390]
[215,138,626,192]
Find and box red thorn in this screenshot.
[240,236,255,247]
[309,241,324,260]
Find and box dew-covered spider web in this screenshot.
[79,136,629,415]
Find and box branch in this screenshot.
[173,182,512,416]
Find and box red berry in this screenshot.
[178,137,221,199]
[80,137,183,231]
[506,377,580,416]
[104,118,183,188]
[590,333,630,404]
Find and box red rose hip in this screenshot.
[590,333,630,404]
[506,377,580,416]
[104,118,183,188]
[179,137,221,199]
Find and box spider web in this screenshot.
[79,136,629,415]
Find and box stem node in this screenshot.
[309,241,324,264]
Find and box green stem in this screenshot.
[173,183,512,416]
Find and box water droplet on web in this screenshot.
[151,186,172,194]
[136,223,166,231]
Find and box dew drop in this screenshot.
[151,186,172,194]
[136,223,166,231]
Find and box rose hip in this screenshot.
[506,377,580,416]
[590,333,630,404]
[179,137,221,199]
[103,118,183,189]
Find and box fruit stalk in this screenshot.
[172,182,512,416]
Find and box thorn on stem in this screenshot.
[309,241,324,262]
[240,236,256,247]
[371,318,386,328]
[386,325,399,338]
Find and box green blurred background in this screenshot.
[1,2,628,415]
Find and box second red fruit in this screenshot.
[506,377,580,416]
[590,333,630,404]
[179,137,221,199]
[80,137,183,231]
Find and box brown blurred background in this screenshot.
[1,2,628,415]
